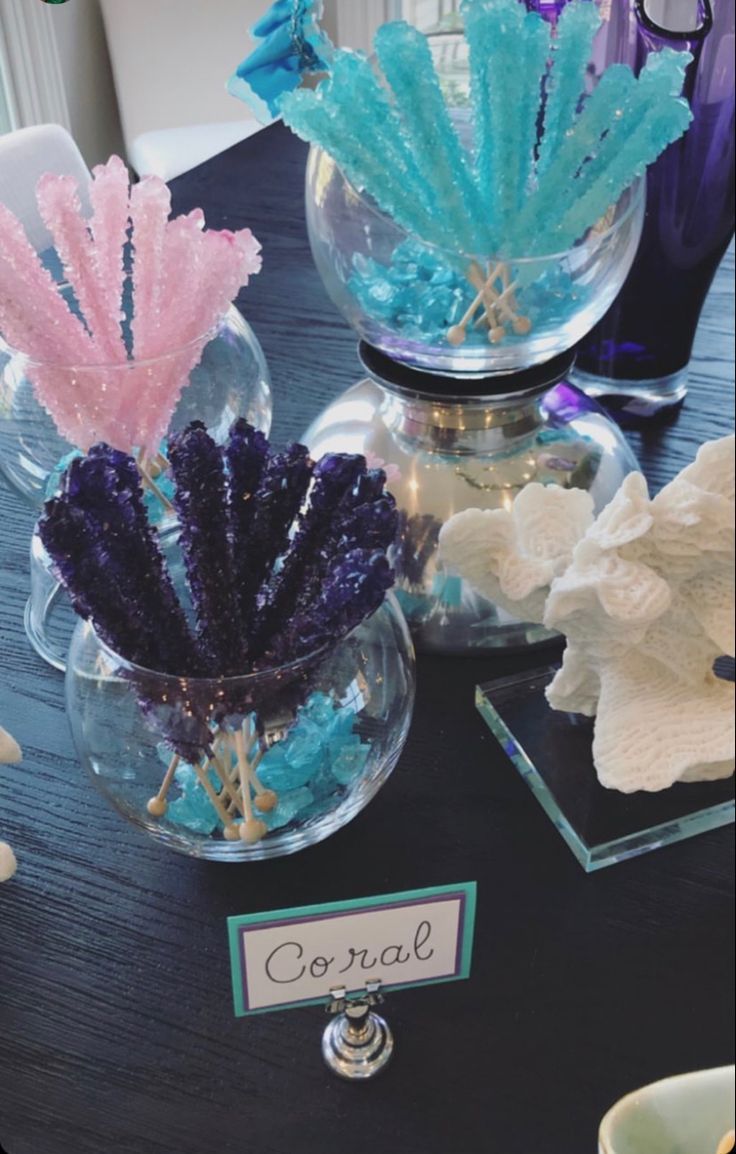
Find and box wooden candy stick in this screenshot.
[208,738,242,811]
[243,719,279,814]
[0,841,17,883]
[468,261,532,338]
[485,281,524,344]
[447,276,497,346]
[233,728,268,845]
[499,263,531,335]
[147,752,180,817]
[193,756,239,833]
[224,748,269,815]
[237,722,278,815]
[472,264,530,335]
[136,449,175,513]
[468,261,506,335]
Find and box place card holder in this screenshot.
[322,979,394,1081]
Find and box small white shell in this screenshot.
[0,841,17,883]
[0,725,22,765]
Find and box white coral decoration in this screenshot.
[439,436,736,794]
[437,484,596,624]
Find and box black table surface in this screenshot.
[0,124,734,1154]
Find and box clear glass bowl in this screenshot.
[303,350,640,655]
[305,148,645,376]
[0,303,272,506]
[65,594,415,861]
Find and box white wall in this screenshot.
[50,0,123,166]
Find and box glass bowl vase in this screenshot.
[65,595,416,861]
[0,303,272,506]
[305,148,645,376]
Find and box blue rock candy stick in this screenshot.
[547,54,690,251]
[562,50,688,200]
[281,87,442,247]
[462,0,529,245]
[375,21,488,255]
[537,0,602,177]
[515,10,555,213]
[327,53,437,223]
[554,86,692,249]
[508,64,637,255]
[168,423,245,676]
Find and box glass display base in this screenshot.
[476,668,735,873]
[572,367,688,420]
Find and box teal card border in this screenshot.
[228,882,477,1017]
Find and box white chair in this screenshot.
[0,124,90,254]
[98,0,267,181]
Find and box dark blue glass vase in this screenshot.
[573,0,735,418]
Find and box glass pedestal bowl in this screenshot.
[304,347,640,656]
[65,595,415,861]
[305,148,645,377]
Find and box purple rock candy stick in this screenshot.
[168,422,245,676]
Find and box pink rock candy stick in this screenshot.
[0,155,262,456]
[130,176,172,360]
[36,173,124,363]
[86,155,131,362]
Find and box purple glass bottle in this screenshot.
[574,0,735,418]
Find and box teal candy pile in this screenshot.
[349,237,591,347]
[164,693,371,836]
[281,0,692,260]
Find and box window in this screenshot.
[403,0,461,29]
[0,33,17,135]
[0,1,69,134]
[332,0,461,49]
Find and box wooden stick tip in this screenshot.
[147,797,168,818]
[254,790,279,814]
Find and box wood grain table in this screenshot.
[1,125,733,1154]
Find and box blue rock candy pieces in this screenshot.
[349,236,585,347]
[166,692,372,837]
[167,795,220,837]
[331,743,370,787]
[280,0,692,267]
[166,762,220,836]
[262,788,316,831]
